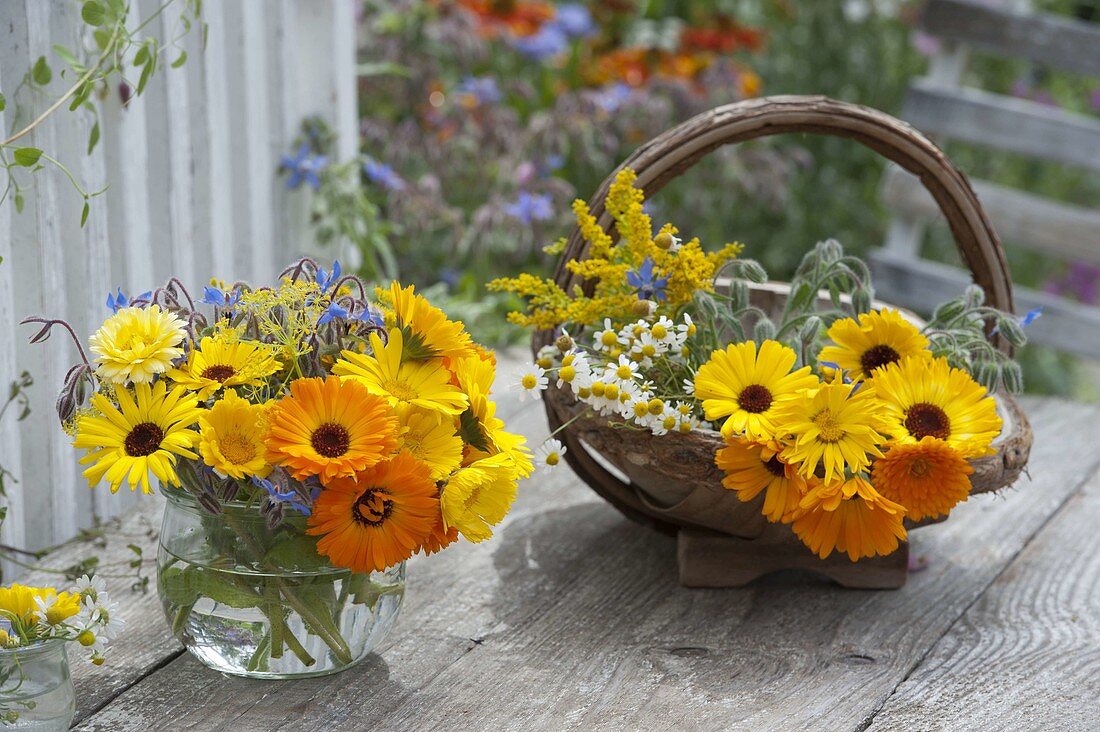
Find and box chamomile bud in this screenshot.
[632,299,655,316]
[556,334,574,353]
[654,231,673,250]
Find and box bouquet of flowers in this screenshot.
[494,169,1034,562]
[1,576,119,725]
[27,259,531,676]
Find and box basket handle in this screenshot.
[554,95,1015,321]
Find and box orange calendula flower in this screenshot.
[715,438,812,523]
[307,452,439,574]
[793,476,907,561]
[872,437,974,521]
[457,0,554,37]
[264,376,399,482]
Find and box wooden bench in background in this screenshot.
[873,0,1100,358]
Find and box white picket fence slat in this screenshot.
[0,0,358,576]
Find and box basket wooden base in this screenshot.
[677,525,909,589]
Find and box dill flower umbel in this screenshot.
[693,340,818,441]
[166,335,282,399]
[333,328,469,415]
[307,451,439,574]
[88,305,187,384]
[715,438,811,523]
[818,308,931,381]
[776,380,888,483]
[793,476,908,561]
[872,437,974,521]
[264,376,400,482]
[197,389,272,479]
[73,381,203,493]
[873,356,1002,458]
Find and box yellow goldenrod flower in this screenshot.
[89,305,186,384]
[818,309,931,382]
[197,389,272,479]
[166,336,282,399]
[873,356,1002,458]
[73,381,203,493]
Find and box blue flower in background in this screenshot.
[315,260,342,292]
[281,143,328,191]
[554,3,596,38]
[512,24,568,60]
[363,158,407,192]
[456,76,503,105]
[1020,306,1043,328]
[627,258,669,302]
[504,191,554,224]
[201,285,242,308]
[251,476,312,516]
[106,287,152,312]
[317,301,349,325]
[589,83,632,114]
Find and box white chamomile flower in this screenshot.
[651,413,680,436]
[535,345,558,370]
[513,363,549,401]
[75,574,108,602]
[677,314,697,339]
[557,351,592,390]
[97,598,124,641]
[649,316,677,345]
[34,594,61,625]
[682,377,695,395]
[535,439,567,472]
[594,319,622,353]
[607,354,640,386]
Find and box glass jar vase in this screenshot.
[0,640,76,730]
[156,487,405,679]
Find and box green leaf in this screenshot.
[13,147,43,167]
[81,0,107,26]
[194,569,261,609]
[87,120,100,155]
[52,44,80,67]
[133,45,149,66]
[346,574,404,610]
[32,56,52,86]
[80,201,90,227]
[262,536,327,572]
[171,50,187,69]
[93,29,111,50]
[136,60,153,96]
[0,92,6,112]
[158,566,199,607]
[14,193,24,214]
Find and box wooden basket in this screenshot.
[534,96,1034,589]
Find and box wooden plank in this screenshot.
[921,0,1100,77]
[902,81,1100,172]
[78,398,1100,730]
[866,466,1100,731]
[881,167,1100,266]
[869,248,1100,359]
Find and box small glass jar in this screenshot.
[156,487,405,679]
[0,639,76,730]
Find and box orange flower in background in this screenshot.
[264,376,399,482]
[458,0,554,37]
[308,451,440,573]
[872,437,974,521]
[680,19,765,54]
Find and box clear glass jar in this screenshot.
[157,487,405,679]
[0,640,76,730]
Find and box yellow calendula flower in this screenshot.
[715,438,814,523]
[693,340,819,441]
[333,328,469,415]
[379,282,475,361]
[440,452,519,542]
[452,356,533,478]
[198,390,272,479]
[776,380,888,483]
[872,437,974,521]
[395,404,464,481]
[89,305,187,384]
[819,309,931,382]
[873,356,1002,458]
[792,475,907,561]
[167,336,282,399]
[73,381,203,493]
[0,584,80,625]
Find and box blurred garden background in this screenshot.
[288,0,1098,397]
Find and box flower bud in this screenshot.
[1001,361,1024,393]
[932,298,966,324]
[555,334,574,353]
[800,316,822,345]
[631,299,654,316]
[964,284,985,308]
[77,630,96,647]
[754,317,777,343]
[852,288,872,315]
[997,318,1027,348]
[654,231,673,250]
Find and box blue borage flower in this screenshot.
[989,306,1043,336]
[317,301,349,325]
[363,159,406,192]
[280,143,328,191]
[504,191,554,224]
[200,285,242,308]
[456,76,503,106]
[251,475,316,516]
[626,257,669,301]
[106,288,152,313]
[315,260,342,292]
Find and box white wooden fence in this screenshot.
[0,0,358,572]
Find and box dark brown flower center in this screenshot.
[124,422,164,457]
[737,384,773,413]
[860,344,901,374]
[763,456,786,478]
[200,364,237,382]
[905,402,951,440]
[354,488,393,527]
[311,422,350,458]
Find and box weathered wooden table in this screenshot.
[21,378,1100,731]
